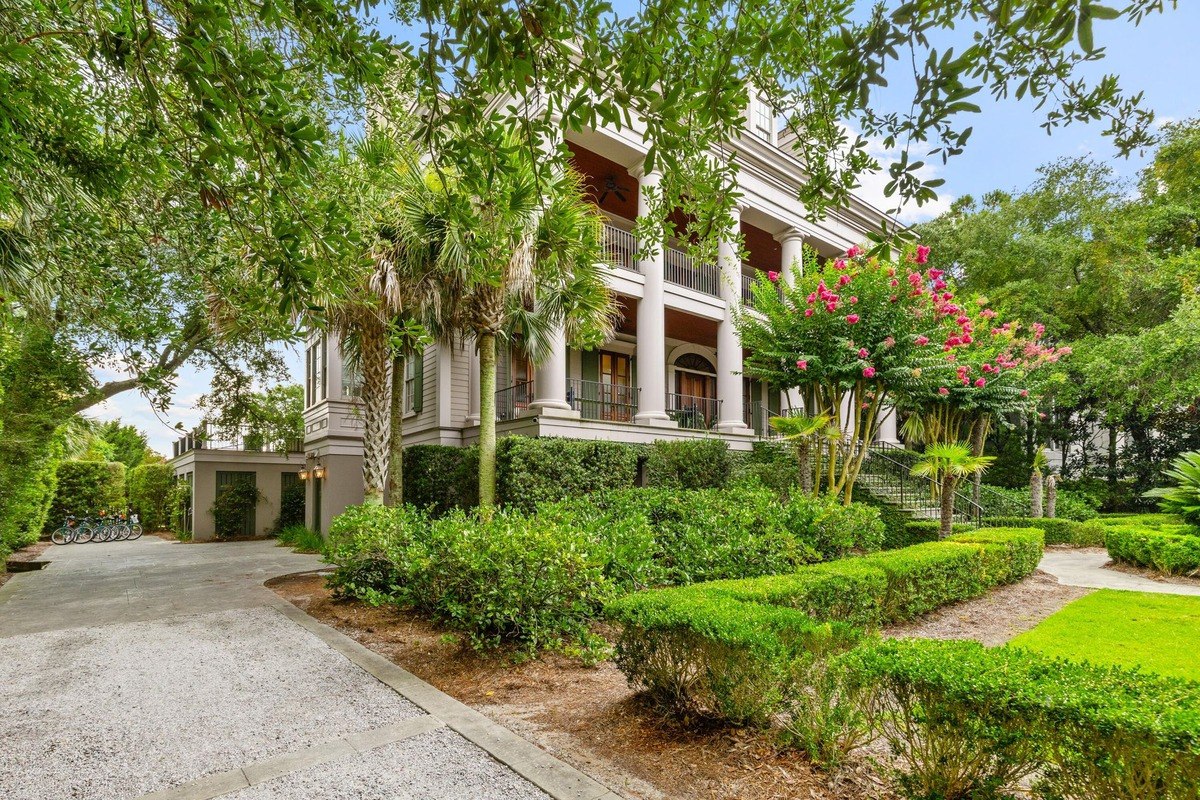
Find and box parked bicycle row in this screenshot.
[51,514,144,545]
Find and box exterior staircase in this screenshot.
[857,441,983,526]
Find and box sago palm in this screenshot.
[911,442,995,538]
[395,127,617,512]
[1144,451,1200,525]
[770,413,833,495]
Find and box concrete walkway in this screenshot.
[1039,549,1200,596]
[0,538,618,800]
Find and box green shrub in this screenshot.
[210,481,262,539]
[127,464,174,531]
[275,482,306,531]
[2,435,63,551]
[47,460,127,525]
[1106,524,1200,577]
[325,504,431,605]
[645,438,732,489]
[403,444,479,515]
[847,638,1200,800]
[983,516,1105,547]
[733,441,800,494]
[1143,450,1200,526]
[496,436,639,512]
[609,532,1041,724]
[582,487,883,584]
[276,524,323,554]
[897,519,972,547]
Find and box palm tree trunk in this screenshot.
[798,441,813,495]
[940,475,956,539]
[359,327,391,506]
[478,332,497,515]
[385,353,405,506]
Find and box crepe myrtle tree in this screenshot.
[738,245,943,502]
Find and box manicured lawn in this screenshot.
[1009,589,1200,682]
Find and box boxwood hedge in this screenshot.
[984,515,1106,547]
[1106,523,1200,577]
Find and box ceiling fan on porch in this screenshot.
[598,174,630,204]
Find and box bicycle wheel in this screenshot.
[51,525,70,545]
[128,524,144,540]
[75,524,95,544]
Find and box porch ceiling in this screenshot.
[665,309,718,348]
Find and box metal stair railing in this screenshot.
[861,441,983,527]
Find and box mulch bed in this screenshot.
[882,570,1091,646]
[267,572,889,800]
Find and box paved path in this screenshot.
[1039,549,1200,597]
[0,538,617,800]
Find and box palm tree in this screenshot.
[395,129,617,513]
[319,132,444,506]
[770,412,833,495]
[911,442,995,538]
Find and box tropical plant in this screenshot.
[911,443,995,538]
[1143,451,1200,526]
[397,126,617,511]
[770,413,834,496]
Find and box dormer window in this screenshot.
[750,93,777,144]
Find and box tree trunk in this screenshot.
[969,415,989,509]
[359,327,392,506]
[798,441,813,495]
[1030,469,1043,518]
[1046,474,1057,519]
[1107,427,1118,488]
[478,332,497,515]
[940,475,956,539]
[385,353,405,506]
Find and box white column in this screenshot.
[632,167,673,426]
[466,338,481,426]
[776,229,805,287]
[716,207,749,433]
[876,405,900,444]
[529,327,575,415]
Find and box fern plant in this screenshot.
[1144,451,1200,525]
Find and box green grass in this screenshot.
[1010,589,1200,682]
[276,524,325,555]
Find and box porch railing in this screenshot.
[172,425,303,457]
[567,379,639,422]
[496,380,533,422]
[601,223,640,273]
[665,247,720,297]
[666,392,721,430]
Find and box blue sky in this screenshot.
[93,5,1200,455]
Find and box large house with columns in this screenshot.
[172,102,903,536]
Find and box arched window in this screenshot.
[674,353,716,374]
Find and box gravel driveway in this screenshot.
[0,538,610,800]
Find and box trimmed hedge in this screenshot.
[607,528,1045,721]
[983,515,1106,547]
[645,438,732,489]
[403,444,479,515]
[127,464,174,531]
[47,460,127,525]
[895,519,972,548]
[497,437,639,512]
[610,528,1200,794]
[1106,524,1200,577]
[849,638,1200,800]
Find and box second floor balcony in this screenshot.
[172,424,304,458]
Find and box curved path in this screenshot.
[1038,549,1200,597]
[0,537,618,800]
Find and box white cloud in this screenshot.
[850,134,957,225]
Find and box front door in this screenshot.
[674,369,717,428]
[599,351,633,421]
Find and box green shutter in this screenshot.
[412,349,424,413]
[768,387,781,416]
[581,350,599,383]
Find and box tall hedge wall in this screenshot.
[128,464,175,531]
[47,460,127,525]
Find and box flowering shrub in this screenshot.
[738,243,1071,500]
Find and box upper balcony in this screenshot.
[173,424,304,459]
[601,215,723,298]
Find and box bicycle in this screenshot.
[51,515,88,545]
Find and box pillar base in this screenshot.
[633,412,678,428]
[715,421,752,434]
[530,404,581,419]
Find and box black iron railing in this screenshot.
[172,426,303,457]
[859,441,984,527]
[496,381,533,422]
[667,393,721,430]
[567,379,639,422]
